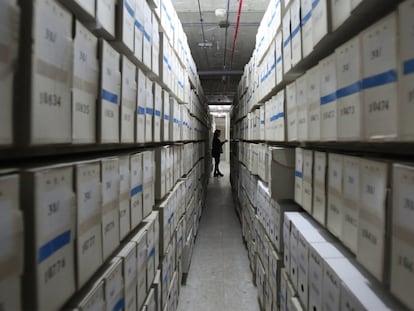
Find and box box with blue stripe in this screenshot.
[114,0,135,55]
[130,153,143,229]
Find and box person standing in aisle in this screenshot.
[212,129,228,177]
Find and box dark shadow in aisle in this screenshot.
[177,162,260,311]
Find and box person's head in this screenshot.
[214,129,221,138]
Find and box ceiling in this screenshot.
[171,0,270,104]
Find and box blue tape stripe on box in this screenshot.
[125,1,134,17]
[137,106,145,115]
[113,299,125,311]
[276,56,282,64]
[302,11,311,26]
[336,81,362,99]
[312,0,320,9]
[135,20,144,32]
[164,114,170,121]
[131,184,143,197]
[295,171,303,178]
[146,108,153,115]
[362,70,397,89]
[261,120,265,125]
[147,247,155,260]
[278,112,285,119]
[38,230,71,263]
[291,25,300,38]
[163,56,169,64]
[320,92,337,105]
[102,89,118,104]
[144,31,151,42]
[403,59,414,75]
[284,36,291,47]
[155,110,161,117]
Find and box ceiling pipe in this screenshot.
[223,0,231,70]
[197,0,210,68]
[230,0,243,69]
[198,70,243,76]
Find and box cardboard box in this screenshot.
[268,148,295,200]
[302,150,313,214]
[398,1,414,141]
[287,81,298,141]
[132,229,148,310]
[312,0,329,47]
[280,268,288,311]
[134,0,145,62]
[341,156,360,253]
[104,258,124,311]
[143,182,155,218]
[362,13,398,140]
[336,36,363,141]
[296,75,308,141]
[66,280,105,310]
[125,279,137,311]
[306,65,320,141]
[21,164,76,311]
[152,17,160,76]
[357,159,389,281]
[153,83,162,142]
[144,288,156,311]
[312,152,326,225]
[294,148,303,206]
[115,0,135,53]
[276,31,284,84]
[143,2,152,69]
[130,153,143,229]
[136,68,146,143]
[119,155,131,240]
[301,0,313,58]
[162,90,170,142]
[121,56,137,143]
[331,0,351,31]
[282,9,292,74]
[72,21,98,144]
[143,151,154,184]
[319,54,338,141]
[74,161,103,288]
[21,0,72,145]
[276,89,286,141]
[327,153,343,238]
[101,157,120,261]
[95,0,116,39]
[145,77,154,143]
[290,0,302,66]
[60,0,95,22]
[117,242,137,291]
[99,40,121,143]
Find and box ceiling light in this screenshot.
[198,41,213,48]
[215,8,226,18]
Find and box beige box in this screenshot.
[327,153,343,238]
[0,0,18,145]
[95,0,116,39]
[101,157,120,261]
[306,65,321,141]
[145,77,154,143]
[300,0,313,57]
[362,13,398,140]
[162,90,170,142]
[22,0,72,145]
[121,56,137,143]
[74,161,103,288]
[357,159,389,281]
[114,0,135,53]
[137,68,146,143]
[269,147,295,200]
[282,8,292,74]
[287,81,298,141]
[294,148,303,206]
[302,150,313,214]
[134,0,145,62]
[66,279,105,310]
[336,36,363,141]
[21,164,76,311]
[312,0,328,47]
[296,75,308,141]
[398,1,414,141]
[0,276,20,311]
[119,155,131,240]
[313,151,327,225]
[319,54,338,141]
[130,153,143,229]
[104,258,124,311]
[290,0,302,66]
[341,156,360,253]
[143,182,155,218]
[153,83,162,143]
[331,0,351,31]
[143,2,152,69]
[276,31,284,84]
[72,21,99,144]
[99,40,121,143]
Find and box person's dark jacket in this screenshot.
[212,136,224,158]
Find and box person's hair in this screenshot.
[214,129,221,137]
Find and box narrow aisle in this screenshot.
[177,162,260,311]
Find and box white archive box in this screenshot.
[302,149,313,214]
[119,155,131,240]
[296,75,307,141]
[66,280,105,311]
[144,288,156,311]
[331,0,351,31]
[308,242,346,311]
[145,77,154,143]
[94,0,116,39]
[114,0,135,54]
[362,13,398,140]
[269,147,295,200]
[282,8,292,74]
[276,89,286,141]
[21,0,72,145]
[74,161,103,288]
[143,2,152,69]
[260,106,265,140]
[283,212,303,278]
[99,40,121,143]
[290,0,302,66]
[101,157,120,261]
[143,150,154,184]
[21,164,76,311]
[391,163,414,309]
[269,249,281,296]
[357,158,389,282]
[143,182,155,218]
[125,282,137,311]
[276,31,284,84]
[280,268,288,311]
[294,148,303,206]
[319,54,338,141]
[286,81,298,141]
[134,0,145,62]
[132,229,148,310]
[341,155,360,253]
[327,153,343,238]
[153,83,162,143]
[313,151,327,225]
[130,153,143,229]
[312,0,329,47]
[104,258,124,311]
[116,242,138,293]
[265,100,272,141]
[398,1,414,141]
[61,0,95,22]
[336,35,363,141]
[121,55,137,143]
[306,65,320,141]
[272,199,299,253]
[72,21,99,144]
[137,68,146,143]
[301,0,313,58]
[0,0,18,145]
[154,147,167,200]
[152,17,160,77]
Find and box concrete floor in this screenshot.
[177,162,260,311]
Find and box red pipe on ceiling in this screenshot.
[230,0,243,69]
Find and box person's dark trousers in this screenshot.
[214,156,223,177]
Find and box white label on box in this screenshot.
[314,152,326,184]
[361,160,387,220]
[41,188,72,238]
[328,154,343,192]
[343,157,360,201]
[301,0,313,57]
[78,180,101,222]
[102,163,119,204]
